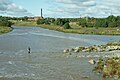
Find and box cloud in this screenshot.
[7,3,27,12]
[48,0,120,18]
[0,0,33,16]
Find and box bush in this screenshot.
[37,19,50,25]
[63,22,71,29]
[54,18,69,26]
[0,19,12,27]
[37,19,45,24]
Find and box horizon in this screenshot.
[0,15,119,19]
[0,0,120,18]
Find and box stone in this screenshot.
[74,49,79,53]
[69,48,74,52]
[88,59,96,65]
[82,76,89,78]
[64,42,120,53]
[63,49,69,53]
[82,50,87,52]
[74,47,80,50]
[79,47,85,51]
[117,29,119,31]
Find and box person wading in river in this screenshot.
[28,47,31,54]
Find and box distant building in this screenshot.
[28,8,43,21]
[28,16,43,21]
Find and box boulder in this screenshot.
[74,47,80,52]
[74,49,79,53]
[82,50,87,52]
[88,59,96,65]
[74,47,80,50]
[82,76,89,78]
[79,47,85,51]
[69,48,74,52]
[63,49,69,53]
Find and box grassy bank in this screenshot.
[0,26,13,35]
[93,57,120,79]
[38,22,120,35]
[12,20,37,26]
[12,21,120,35]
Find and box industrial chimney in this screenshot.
[41,8,43,18]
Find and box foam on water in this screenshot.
[30,32,105,45]
[8,33,28,36]
[8,61,13,64]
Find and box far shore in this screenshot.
[12,21,120,36]
[38,24,120,36]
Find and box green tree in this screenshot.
[116,21,120,27]
[63,22,71,29]
[94,19,101,27]
[86,22,94,27]
[0,18,13,27]
[107,15,117,22]
[37,19,45,24]
[108,22,117,27]
[54,18,69,26]
[101,21,108,28]
[79,19,87,27]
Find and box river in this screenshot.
[0,26,120,80]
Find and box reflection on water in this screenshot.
[0,26,120,80]
[27,55,32,63]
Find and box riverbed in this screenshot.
[0,26,120,80]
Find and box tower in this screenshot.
[41,8,43,18]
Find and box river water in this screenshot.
[0,26,120,80]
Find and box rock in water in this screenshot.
[88,59,96,65]
[74,49,79,53]
[82,76,89,78]
[8,61,13,64]
[63,49,69,53]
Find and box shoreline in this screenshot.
[0,26,13,35]
[63,41,120,53]
[37,24,120,36]
[12,20,120,36]
[63,41,120,79]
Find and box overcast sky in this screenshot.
[0,0,120,18]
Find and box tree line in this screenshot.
[0,16,13,27]
[37,18,71,29]
[37,15,120,29]
[78,15,120,28]
[1,15,120,28]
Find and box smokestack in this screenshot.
[41,8,42,17]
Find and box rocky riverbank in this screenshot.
[93,57,120,79]
[63,41,120,79]
[63,41,120,53]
